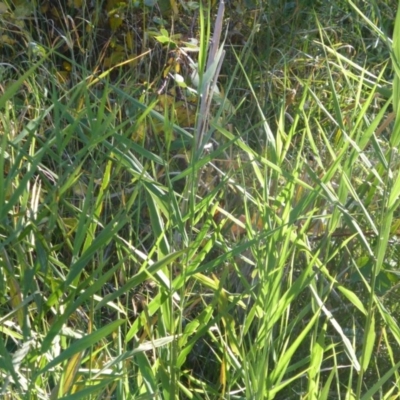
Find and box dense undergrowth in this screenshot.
[1,0,400,398]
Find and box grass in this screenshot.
[1,0,400,398]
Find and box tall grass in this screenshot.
[1,0,400,398]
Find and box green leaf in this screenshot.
[361,312,376,372]
[37,320,125,377]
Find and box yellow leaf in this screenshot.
[62,217,78,233]
[109,14,123,31]
[106,0,126,11]
[103,50,125,68]
[390,218,400,235]
[163,64,171,78]
[126,31,134,52]
[8,275,24,327]
[132,122,145,142]
[60,352,83,395]
[158,94,174,109]
[40,2,49,12]
[0,35,16,45]
[220,357,226,388]
[56,70,70,84]
[106,0,127,30]
[70,0,83,7]
[50,4,61,18]
[169,0,179,14]
[334,129,342,145]
[62,61,72,71]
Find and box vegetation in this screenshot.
[1,0,400,398]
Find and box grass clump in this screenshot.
[1,0,400,398]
